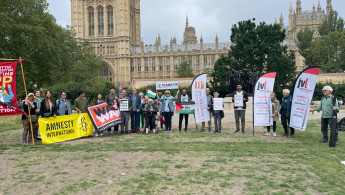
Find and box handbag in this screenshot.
[220,110,224,119]
[43,112,52,117]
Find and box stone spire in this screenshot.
[312,4,317,20]
[296,0,302,16]
[327,0,332,15]
[200,35,203,43]
[280,13,284,30]
[186,14,189,28]
[155,34,161,46]
[317,1,322,12]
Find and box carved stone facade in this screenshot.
[281,0,332,72]
[71,0,229,87]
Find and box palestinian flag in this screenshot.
[146,87,156,98]
[175,102,195,114]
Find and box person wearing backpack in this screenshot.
[56,91,72,116]
[310,86,339,143]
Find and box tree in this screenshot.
[318,10,344,36]
[0,0,104,97]
[176,56,194,78]
[224,19,296,94]
[297,27,314,66]
[304,31,345,72]
[209,55,230,97]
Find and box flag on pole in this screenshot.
[175,102,195,114]
[146,87,156,98]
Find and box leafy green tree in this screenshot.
[304,31,345,72]
[297,27,314,66]
[209,55,230,97]
[0,0,103,98]
[176,56,194,78]
[318,10,344,36]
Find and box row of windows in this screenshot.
[88,6,114,37]
[130,56,215,73]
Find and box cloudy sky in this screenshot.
[47,0,345,44]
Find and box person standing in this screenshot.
[56,91,72,116]
[74,90,88,114]
[158,90,179,133]
[213,92,224,133]
[120,90,131,134]
[40,90,57,118]
[232,84,248,134]
[139,94,147,132]
[157,92,163,129]
[310,86,339,143]
[201,88,213,132]
[280,89,295,137]
[145,99,159,134]
[177,89,191,132]
[93,93,104,137]
[105,87,119,134]
[22,93,37,144]
[116,86,124,99]
[265,92,280,137]
[129,88,141,133]
[33,89,43,140]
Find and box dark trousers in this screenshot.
[131,111,140,132]
[145,114,156,130]
[281,112,294,134]
[321,118,338,140]
[163,112,173,131]
[107,124,118,133]
[121,111,130,133]
[267,121,277,132]
[214,112,222,132]
[178,114,189,131]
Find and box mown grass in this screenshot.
[0,120,345,194]
[0,115,22,132]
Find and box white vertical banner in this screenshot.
[290,67,321,131]
[191,74,210,123]
[254,72,277,126]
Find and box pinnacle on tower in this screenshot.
[317,1,322,12]
[186,14,189,28]
[280,13,284,29]
[296,0,302,16]
[327,0,332,15]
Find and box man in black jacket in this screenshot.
[232,84,248,134]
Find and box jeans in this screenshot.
[121,112,130,133]
[140,112,145,129]
[131,111,140,132]
[179,114,189,131]
[321,118,338,140]
[267,121,277,132]
[201,111,212,131]
[234,110,245,131]
[162,112,173,131]
[214,112,222,132]
[281,111,294,134]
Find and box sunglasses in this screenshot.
[165,93,170,95]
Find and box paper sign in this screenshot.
[213,98,223,111]
[120,99,129,111]
[234,95,243,107]
[156,81,179,90]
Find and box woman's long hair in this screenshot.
[45,90,55,110]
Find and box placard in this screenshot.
[234,95,243,107]
[156,81,179,90]
[213,98,223,111]
[120,99,129,111]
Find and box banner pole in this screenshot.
[18,57,35,145]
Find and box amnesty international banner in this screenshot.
[86,100,121,132]
[38,113,93,144]
[290,67,321,131]
[0,62,23,116]
[191,74,209,123]
[254,72,276,126]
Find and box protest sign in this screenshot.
[213,98,223,111]
[191,74,209,123]
[234,95,243,107]
[156,81,178,90]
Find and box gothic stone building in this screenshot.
[71,0,230,88]
[281,0,332,72]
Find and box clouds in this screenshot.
[47,0,345,44]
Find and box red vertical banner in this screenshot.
[0,62,23,116]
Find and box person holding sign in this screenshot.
[144,99,159,134]
[213,92,224,133]
[265,92,280,137]
[22,93,37,144]
[105,87,119,134]
[310,86,339,143]
[232,84,248,134]
[39,90,57,118]
[56,91,72,116]
[280,89,294,137]
[177,89,191,132]
[120,90,132,134]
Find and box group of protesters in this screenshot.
[21,84,339,144]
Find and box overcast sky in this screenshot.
[47,0,345,44]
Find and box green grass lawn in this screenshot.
[0,118,344,194]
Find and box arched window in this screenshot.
[98,6,104,36]
[107,6,114,36]
[88,7,95,36]
[100,65,113,82]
